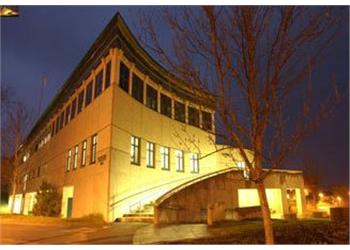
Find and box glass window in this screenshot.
[81,140,87,167]
[237,161,249,179]
[105,61,111,89]
[190,153,199,173]
[202,111,212,130]
[95,70,103,98]
[188,107,200,127]
[65,105,70,125]
[160,146,170,170]
[77,91,84,113]
[85,81,93,107]
[132,74,144,103]
[174,101,185,123]
[130,136,140,165]
[55,118,59,134]
[73,145,79,169]
[119,62,129,93]
[66,149,72,171]
[59,112,64,129]
[146,142,155,168]
[146,85,158,111]
[161,94,172,118]
[175,150,184,172]
[51,122,55,137]
[71,98,77,119]
[91,134,97,164]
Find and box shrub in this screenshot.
[32,181,62,217]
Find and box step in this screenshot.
[123,213,154,217]
[120,216,154,223]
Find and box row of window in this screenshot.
[130,136,200,173]
[66,134,98,171]
[52,62,111,139]
[119,62,213,131]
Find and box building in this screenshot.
[8,13,306,223]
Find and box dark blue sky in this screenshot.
[1,6,349,186]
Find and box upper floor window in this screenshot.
[188,107,200,127]
[51,122,55,137]
[190,153,199,173]
[85,81,93,107]
[161,94,172,118]
[132,74,144,103]
[95,70,103,98]
[146,85,158,111]
[119,62,129,93]
[237,161,249,179]
[202,111,212,131]
[66,149,72,171]
[59,112,65,129]
[130,136,140,165]
[91,134,97,164]
[160,146,170,170]
[81,140,87,167]
[55,117,59,134]
[73,145,79,169]
[146,142,155,168]
[105,61,111,89]
[71,98,77,120]
[175,150,184,172]
[174,101,185,123]
[65,105,71,125]
[77,91,84,114]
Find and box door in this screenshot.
[67,197,73,218]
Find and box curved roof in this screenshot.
[25,12,216,146]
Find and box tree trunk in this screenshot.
[10,179,17,214]
[256,181,274,244]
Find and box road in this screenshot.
[0,221,149,244]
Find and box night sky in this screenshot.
[1,6,349,186]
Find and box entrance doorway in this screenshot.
[67,197,73,218]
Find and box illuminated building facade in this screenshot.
[9,13,306,222]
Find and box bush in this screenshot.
[32,181,62,217]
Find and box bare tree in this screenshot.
[137,6,344,243]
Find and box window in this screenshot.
[161,94,172,118]
[146,85,158,111]
[77,91,84,113]
[190,153,199,173]
[105,61,111,89]
[71,98,77,119]
[188,107,200,127]
[160,146,170,170]
[65,105,70,125]
[81,140,87,167]
[146,142,155,168]
[66,149,72,171]
[59,112,64,129]
[174,101,185,123]
[91,134,97,164]
[130,136,140,165]
[202,111,212,130]
[132,74,144,103]
[55,118,59,133]
[51,122,55,137]
[85,81,93,107]
[119,62,129,93]
[73,145,79,169]
[95,71,103,98]
[237,161,249,179]
[175,150,184,172]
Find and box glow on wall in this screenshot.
[238,188,283,219]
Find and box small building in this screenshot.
[8,13,306,223]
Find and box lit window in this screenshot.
[146,85,158,111]
[90,134,97,164]
[160,146,170,170]
[161,94,172,118]
[119,62,129,93]
[95,70,103,98]
[66,149,72,171]
[105,61,111,89]
[130,136,140,165]
[202,111,212,130]
[237,161,249,179]
[73,145,79,169]
[81,140,87,167]
[146,142,155,168]
[175,150,184,172]
[175,101,185,123]
[77,91,84,113]
[132,74,144,103]
[85,81,93,107]
[65,105,71,125]
[190,153,199,173]
[188,107,200,127]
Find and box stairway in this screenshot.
[120,201,155,223]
